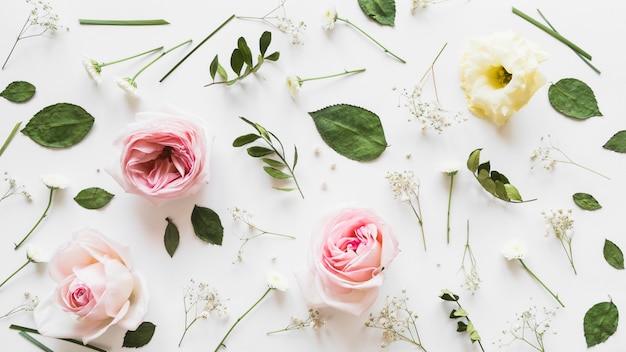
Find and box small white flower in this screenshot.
[26,246,48,263]
[440,161,462,176]
[502,241,527,260]
[286,75,301,98]
[266,271,289,291]
[115,76,138,96]
[40,174,68,190]
[321,5,338,30]
[82,57,102,83]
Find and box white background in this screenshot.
[1,0,625,351]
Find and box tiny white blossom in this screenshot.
[26,246,47,263]
[321,5,338,30]
[115,76,138,96]
[502,241,527,260]
[286,75,301,98]
[266,271,288,291]
[82,57,102,83]
[440,161,462,176]
[40,174,68,189]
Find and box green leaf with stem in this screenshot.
[78,19,169,25]
[73,187,114,209]
[439,290,485,351]
[164,217,180,258]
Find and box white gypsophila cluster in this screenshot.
[401,85,465,133]
[462,266,481,293]
[542,209,574,242]
[411,0,431,12]
[26,0,63,32]
[287,309,325,330]
[230,207,256,230]
[530,136,558,171]
[2,173,31,202]
[184,279,228,319]
[386,170,419,203]
[276,16,306,45]
[0,292,39,319]
[497,304,557,351]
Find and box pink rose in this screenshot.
[296,206,399,315]
[108,105,211,206]
[34,229,149,344]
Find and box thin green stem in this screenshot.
[131,39,191,81]
[559,240,577,275]
[18,331,53,352]
[419,42,447,83]
[99,46,163,68]
[519,259,565,307]
[214,288,272,352]
[445,174,454,244]
[160,14,236,82]
[336,17,406,63]
[299,68,366,83]
[10,325,107,352]
[2,17,30,70]
[78,19,169,25]
[15,188,54,250]
[0,260,30,288]
[408,190,426,251]
[0,122,22,158]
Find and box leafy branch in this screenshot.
[233,117,303,198]
[439,290,485,351]
[207,31,279,87]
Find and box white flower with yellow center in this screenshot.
[459,32,548,126]
[286,75,301,98]
[321,6,338,30]
[502,240,527,260]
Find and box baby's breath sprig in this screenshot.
[229,207,295,263]
[237,0,306,45]
[267,308,325,334]
[82,46,163,83]
[2,0,66,70]
[531,135,609,180]
[386,171,427,251]
[233,117,304,198]
[365,289,428,350]
[411,0,458,13]
[321,5,405,63]
[0,292,39,320]
[439,289,485,351]
[496,303,558,351]
[458,221,481,294]
[286,68,365,98]
[1,173,31,203]
[178,279,228,347]
[542,209,576,275]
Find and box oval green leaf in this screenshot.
[237,36,253,66]
[603,239,624,270]
[73,187,114,209]
[259,31,271,56]
[247,146,274,157]
[309,104,387,162]
[21,103,94,148]
[262,158,285,168]
[263,166,292,179]
[603,130,626,153]
[0,81,36,103]
[164,217,180,258]
[573,192,602,210]
[123,321,156,348]
[583,301,619,347]
[191,205,223,245]
[230,48,244,76]
[466,148,481,173]
[233,133,260,147]
[358,0,396,26]
[548,78,602,119]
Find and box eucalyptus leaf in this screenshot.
[309,104,387,162]
[573,192,602,210]
[0,81,36,103]
[230,48,244,76]
[603,130,626,153]
[73,187,114,209]
[603,239,624,270]
[583,301,619,347]
[21,103,94,148]
[263,166,292,179]
[548,78,602,119]
[191,205,223,245]
[164,217,180,258]
[232,133,260,147]
[358,0,396,26]
[123,322,156,348]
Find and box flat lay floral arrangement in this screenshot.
[0,0,625,351]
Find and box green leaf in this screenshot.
[209,55,219,80]
[259,31,271,56]
[261,158,285,168]
[247,146,274,157]
[357,0,396,26]
[230,48,244,76]
[603,130,626,153]
[191,205,223,245]
[603,239,624,270]
[452,307,468,317]
[309,104,387,162]
[456,321,468,332]
[21,103,94,148]
[123,322,156,348]
[573,192,602,210]
[439,289,459,301]
[265,51,280,61]
[548,78,602,119]
[0,81,36,103]
[504,184,522,202]
[583,301,619,347]
[467,149,481,173]
[216,63,228,81]
[73,187,114,209]
[293,145,299,169]
[233,133,260,147]
[466,148,531,203]
[263,166,292,179]
[164,217,179,258]
[237,37,253,67]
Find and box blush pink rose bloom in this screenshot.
[33,229,149,344]
[296,206,399,316]
[108,105,211,206]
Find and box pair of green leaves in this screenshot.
[164,205,224,258]
[358,0,396,26]
[21,103,94,148]
[1,81,35,103]
[74,187,114,209]
[548,78,602,120]
[209,31,279,86]
[467,148,532,203]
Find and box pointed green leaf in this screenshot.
[164,217,180,258]
[468,148,531,203]
[21,103,94,148]
[263,166,292,179]
[439,289,459,301]
[274,187,296,192]
[358,0,396,26]
[123,322,156,348]
[261,158,285,168]
[453,307,468,317]
[265,51,280,61]
[309,104,387,162]
[0,81,36,103]
[217,62,228,81]
[237,37,253,67]
[247,146,274,157]
[456,321,468,332]
[467,149,481,173]
[494,180,508,201]
[259,31,271,56]
[209,55,219,80]
[504,184,522,201]
[583,301,618,347]
[230,48,244,76]
[191,205,223,245]
[233,133,260,147]
[548,78,602,119]
[603,239,624,270]
[73,187,114,209]
[603,130,626,153]
[573,192,602,210]
[293,145,299,169]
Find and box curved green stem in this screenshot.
[131,39,191,81]
[519,259,565,307]
[336,17,405,63]
[299,68,365,83]
[15,188,54,250]
[0,260,30,288]
[99,46,163,68]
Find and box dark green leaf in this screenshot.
[583,301,618,347]
[0,81,36,103]
[357,0,396,26]
[21,103,94,148]
[265,51,280,61]
[230,48,244,76]
[237,37,253,66]
[73,187,114,209]
[259,31,271,56]
[456,321,468,332]
[123,322,156,348]
[209,55,219,80]
[603,239,624,270]
[164,218,180,258]
[293,145,298,169]
[247,146,274,157]
[573,192,602,210]
[603,130,626,153]
[191,205,223,245]
[309,104,387,162]
[261,158,285,168]
[233,133,260,147]
[439,290,459,301]
[263,166,292,179]
[548,78,602,119]
[467,149,481,173]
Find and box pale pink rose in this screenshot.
[33,229,149,344]
[296,206,399,316]
[108,105,211,206]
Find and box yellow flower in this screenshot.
[459,32,548,126]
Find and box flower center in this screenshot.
[157,146,174,163]
[492,65,513,88]
[69,284,93,308]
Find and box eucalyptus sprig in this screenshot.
[439,289,485,351]
[207,31,279,87]
[233,117,304,198]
